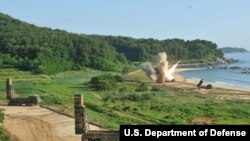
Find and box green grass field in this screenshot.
[0,68,249,129]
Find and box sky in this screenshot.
[0,0,250,50]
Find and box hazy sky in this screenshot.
[1,0,250,49]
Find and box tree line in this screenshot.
[0,13,223,74]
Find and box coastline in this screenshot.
[175,67,207,73]
[175,67,250,93]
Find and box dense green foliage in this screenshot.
[93,36,224,62]
[89,74,119,91]
[135,83,149,92]
[219,47,249,53]
[0,13,126,74]
[0,13,223,74]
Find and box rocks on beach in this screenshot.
[217,66,250,74]
[217,65,250,74]
[219,66,241,70]
[179,57,249,74]
[215,57,250,74]
[216,57,239,64]
[243,68,250,74]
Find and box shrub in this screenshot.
[114,75,123,82]
[119,86,128,93]
[0,110,4,123]
[0,129,10,141]
[40,95,63,105]
[122,106,131,111]
[133,107,139,112]
[119,93,153,102]
[89,74,118,91]
[151,87,162,91]
[135,83,149,92]
[122,66,131,74]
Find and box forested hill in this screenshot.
[0,13,223,74]
[219,47,249,53]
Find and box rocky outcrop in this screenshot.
[243,67,250,74]
[216,58,239,64]
[216,66,250,74]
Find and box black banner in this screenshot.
[120,125,250,140]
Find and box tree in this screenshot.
[0,12,223,74]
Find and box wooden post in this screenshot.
[74,94,88,134]
[6,78,13,100]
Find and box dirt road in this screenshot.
[0,106,102,141]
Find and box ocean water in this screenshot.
[179,53,250,89]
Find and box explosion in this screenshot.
[140,52,180,83]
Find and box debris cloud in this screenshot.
[140,62,157,81]
[140,52,180,83]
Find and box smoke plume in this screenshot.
[140,52,180,83]
[140,62,157,81]
[156,52,167,64]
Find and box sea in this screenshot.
[179,53,250,90]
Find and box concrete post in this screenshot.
[6,78,13,100]
[74,94,88,134]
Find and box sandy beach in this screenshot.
[125,67,250,101]
[175,67,250,93]
[145,67,248,101]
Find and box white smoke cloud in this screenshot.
[140,52,180,83]
[156,52,167,64]
[140,62,157,81]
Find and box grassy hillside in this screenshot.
[0,69,249,129]
[0,12,223,74]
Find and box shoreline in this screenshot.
[175,67,250,93]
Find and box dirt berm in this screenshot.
[0,106,102,141]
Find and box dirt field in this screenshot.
[0,106,102,141]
